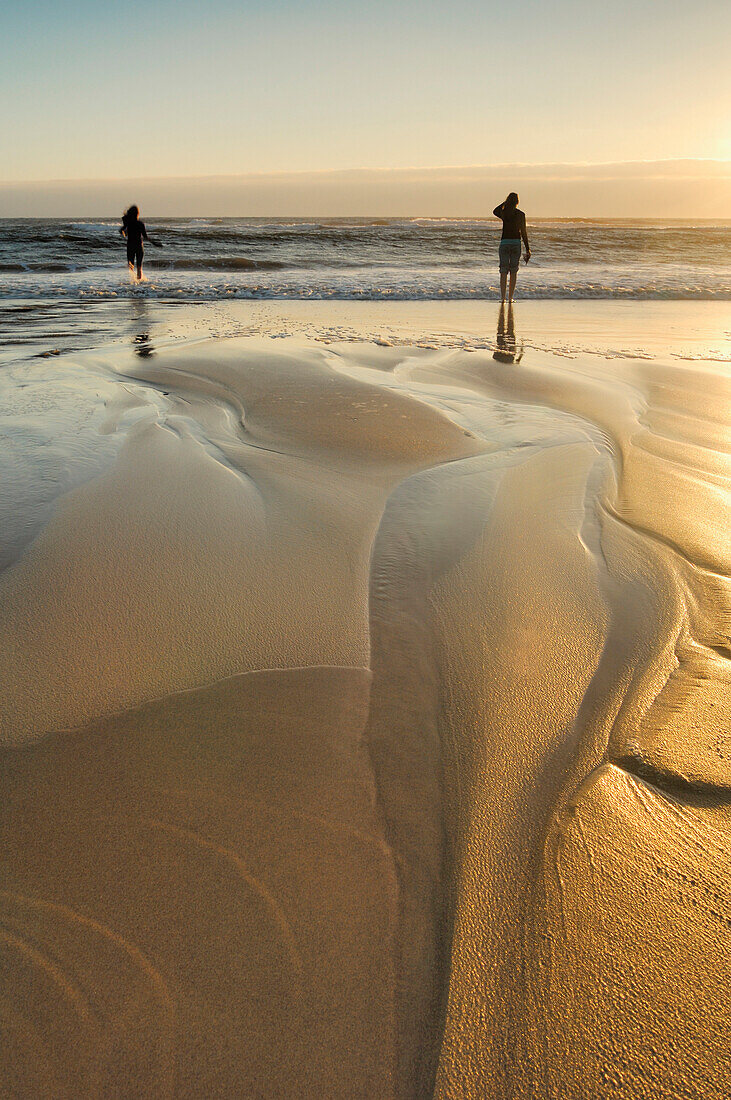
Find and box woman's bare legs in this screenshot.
[500,272,508,302]
[508,269,517,302]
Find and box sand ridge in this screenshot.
[1,320,730,1097]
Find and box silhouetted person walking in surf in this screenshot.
[493,193,530,302]
[119,205,161,281]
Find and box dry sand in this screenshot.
[1,306,730,1098]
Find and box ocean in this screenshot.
[1,217,730,303]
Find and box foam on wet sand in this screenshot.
[1,305,729,1098]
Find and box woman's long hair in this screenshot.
[503,192,519,210]
[122,204,139,228]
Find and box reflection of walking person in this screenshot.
[493,193,530,303]
[119,205,162,281]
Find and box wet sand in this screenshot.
[1,304,730,1097]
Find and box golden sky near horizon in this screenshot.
[1,0,729,214]
[1,162,729,218]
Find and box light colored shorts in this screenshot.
[499,239,522,275]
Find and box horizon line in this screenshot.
[3,215,731,222]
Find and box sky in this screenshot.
[1,0,729,213]
[1,162,729,219]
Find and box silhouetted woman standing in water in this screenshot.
[119,205,161,281]
[493,192,530,302]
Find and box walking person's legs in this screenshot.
[128,246,144,281]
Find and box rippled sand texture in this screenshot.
[1,333,729,1098]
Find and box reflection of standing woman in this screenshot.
[119,205,161,281]
[493,192,530,303]
[493,302,522,364]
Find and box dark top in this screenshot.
[121,218,148,248]
[493,204,527,242]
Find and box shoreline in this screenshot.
[2,298,730,374]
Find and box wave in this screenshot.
[0,257,291,274]
[145,257,289,272]
[0,262,79,273]
[1,279,728,301]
